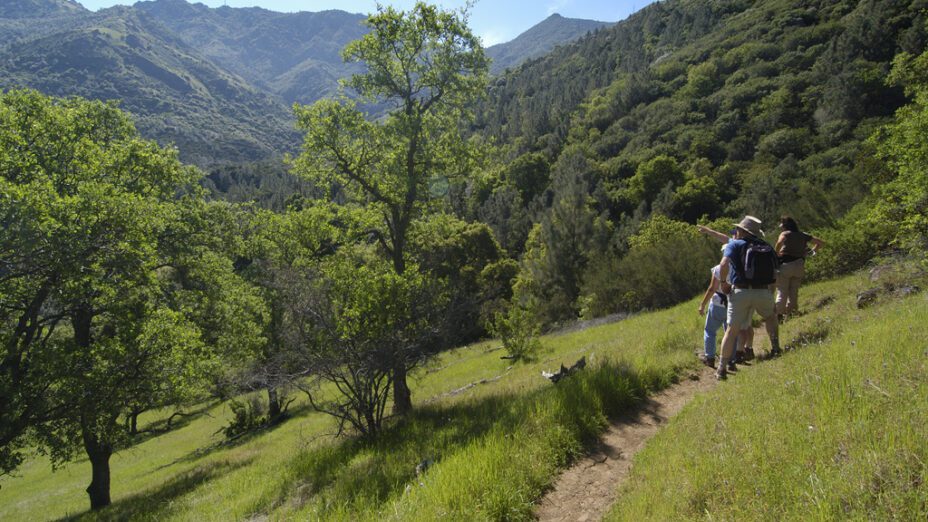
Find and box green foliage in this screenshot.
[489,305,541,362]
[284,251,443,438]
[292,2,490,414]
[581,215,719,317]
[624,154,685,206]
[804,199,892,281]
[409,213,511,342]
[0,89,265,507]
[869,49,928,255]
[501,151,551,203]
[473,0,924,272]
[222,396,269,440]
[514,152,612,325]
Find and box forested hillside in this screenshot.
[0,5,299,165]
[134,0,369,105]
[468,0,926,323]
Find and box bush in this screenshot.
[222,396,268,439]
[581,216,719,316]
[489,305,541,362]
[804,199,892,281]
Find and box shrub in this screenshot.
[222,395,268,439]
[489,304,541,362]
[581,216,719,316]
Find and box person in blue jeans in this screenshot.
[697,263,727,367]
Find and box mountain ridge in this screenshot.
[0,0,621,165]
[486,13,612,75]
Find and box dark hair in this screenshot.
[780,216,799,232]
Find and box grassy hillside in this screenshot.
[606,264,928,520]
[2,266,923,520]
[0,277,702,520]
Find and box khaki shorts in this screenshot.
[727,288,775,329]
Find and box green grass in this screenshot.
[4,269,924,521]
[606,270,928,520]
[0,285,703,521]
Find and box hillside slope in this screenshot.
[0,270,920,520]
[607,266,928,520]
[134,0,368,105]
[0,7,299,165]
[486,13,612,75]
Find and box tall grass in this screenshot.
[606,273,928,520]
[0,294,702,521]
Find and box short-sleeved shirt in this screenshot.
[710,265,725,306]
[723,239,749,286]
[725,236,776,285]
[778,230,812,259]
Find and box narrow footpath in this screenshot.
[534,365,719,521]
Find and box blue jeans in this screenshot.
[703,302,727,358]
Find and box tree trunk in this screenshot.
[127,407,142,435]
[82,428,113,510]
[388,222,414,416]
[267,386,281,419]
[392,362,412,415]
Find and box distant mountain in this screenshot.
[0,0,85,19]
[0,0,618,166]
[0,7,298,165]
[486,14,612,75]
[134,0,368,105]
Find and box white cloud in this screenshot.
[479,28,508,47]
[546,0,569,16]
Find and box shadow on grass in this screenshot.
[56,456,255,522]
[257,357,686,518]
[785,320,833,352]
[120,401,221,450]
[152,399,319,472]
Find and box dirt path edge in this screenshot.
[534,365,718,522]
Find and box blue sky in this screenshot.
[76,0,655,46]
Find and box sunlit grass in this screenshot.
[606,270,928,520]
[0,284,703,521]
[9,270,918,521]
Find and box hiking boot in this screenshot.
[699,354,716,368]
[734,350,746,364]
[769,347,782,358]
[727,360,738,372]
[744,347,755,361]
[715,369,727,381]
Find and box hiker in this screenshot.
[774,216,825,321]
[697,258,728,368]
[696,224,757,364]
[715,216,781,380]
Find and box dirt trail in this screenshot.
[534,365,719,522]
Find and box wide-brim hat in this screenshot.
[734,215,764,238]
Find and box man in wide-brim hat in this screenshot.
[715,216,782,380]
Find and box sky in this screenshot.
[75,0,655,46]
